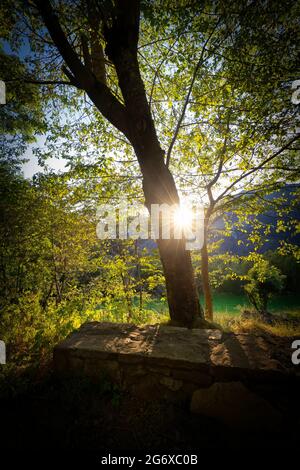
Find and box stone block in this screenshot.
[190,381,282,432]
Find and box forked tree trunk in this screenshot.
[201,222,213,321]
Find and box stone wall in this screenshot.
[53,322,299,403]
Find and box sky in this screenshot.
[22,143,67,179]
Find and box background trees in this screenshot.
[0,161,169,363]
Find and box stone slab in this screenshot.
[53,322,299,393]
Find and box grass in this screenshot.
[138,293,300,336]
[217,315,300,336]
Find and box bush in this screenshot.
[0,292,101,366]
[244,257,286,313]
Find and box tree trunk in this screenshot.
[135,241,143,312]
[125,135,205,327]
[158,238,203,327]
[135,146,204,327]
[201,222,213,321]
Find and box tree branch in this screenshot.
[33,0,129,137]
[206,112,231,197]
[7,77,77,87]
[86,0,107,85]
[62,66,82,88]
[215,134,300,204]
[81,33,92,71]
[166,19,220,167]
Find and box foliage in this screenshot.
[0,164,167,367]
[243,255,286,313]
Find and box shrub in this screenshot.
[244,257,286,313]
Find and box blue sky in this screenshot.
[22,145,67,178]
[22,136,67,179]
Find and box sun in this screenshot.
[173,205,193,232]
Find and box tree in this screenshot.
[244,255,286,315]
[0,0,209,327]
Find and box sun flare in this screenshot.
[173,206,193,231]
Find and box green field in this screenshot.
[202,293,300,315]
[143,293,300,318]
